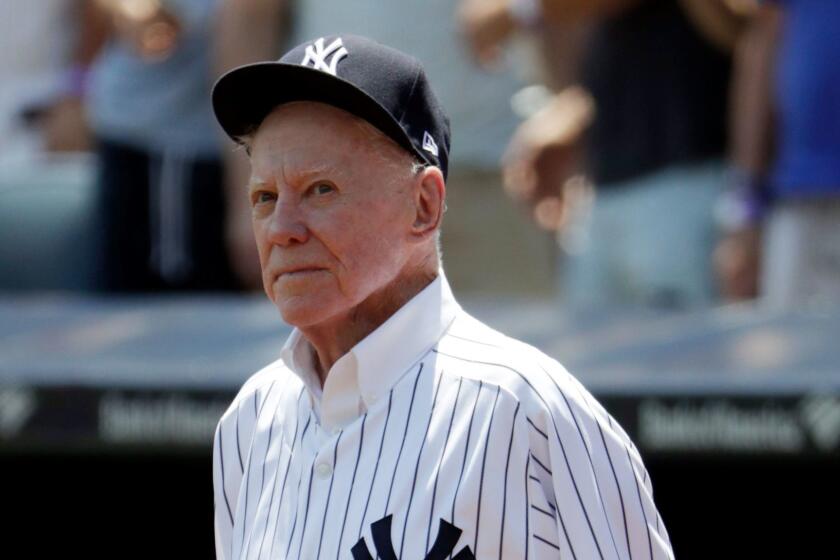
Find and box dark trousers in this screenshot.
[96,138,240,292]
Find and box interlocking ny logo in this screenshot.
[301,37,348,76]
[351,515,475,560]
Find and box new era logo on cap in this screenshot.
[300,37,348,76]
[422,131,439,157]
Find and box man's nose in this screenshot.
[266,199,309,246]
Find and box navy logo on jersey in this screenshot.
[351,514,475,560]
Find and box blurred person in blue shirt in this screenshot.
[715,0,840,307]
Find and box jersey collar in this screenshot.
[279,270,461,432]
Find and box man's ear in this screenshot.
[411,166,446,239]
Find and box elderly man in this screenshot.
[211,35,673,560]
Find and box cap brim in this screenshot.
[212,62,423,163]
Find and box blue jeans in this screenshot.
[560,161,726,310]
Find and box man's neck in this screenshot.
[300,268,438,386]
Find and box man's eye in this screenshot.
[311,183,336,196]
[255,191,276,204]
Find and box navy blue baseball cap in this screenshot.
[212,35,451,179]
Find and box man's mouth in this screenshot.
[277,267,327,278]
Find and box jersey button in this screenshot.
[315,462,333,479]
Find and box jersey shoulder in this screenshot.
[440,317,670,558]
[439,311,618,438]
[439,310,578,401]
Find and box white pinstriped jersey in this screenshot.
[213,275,674,559]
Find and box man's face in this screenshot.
[248,102,418,329]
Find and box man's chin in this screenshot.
[274,297,336,329]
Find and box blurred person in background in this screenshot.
[715,0,840,308]
[461,0,738,310]
[87,0,240,292]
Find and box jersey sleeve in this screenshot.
[529,359,674,560]
[213,418,235,560]
[211,361,289,559]
[212,375,264,559]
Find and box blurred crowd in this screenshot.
[1,0,838,311]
